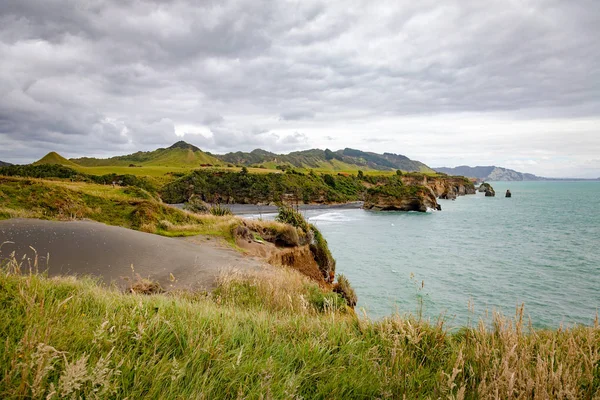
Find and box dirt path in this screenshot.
[0,219,271,291]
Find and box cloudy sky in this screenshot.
[1,0,599,177]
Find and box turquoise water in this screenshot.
[304,182,600,328]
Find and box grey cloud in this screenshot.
[193,127,309,153]
[0,0,599,177]
[279,110,316,121]
[202,113,225,126]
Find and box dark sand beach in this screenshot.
[0,219,270,291]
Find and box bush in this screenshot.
[209,204,233,216]
[276,206,310,233]
[333,274,357,307]
[306,285,346,312]
[309,224,336,282]
[184,196,209,213]
[323,174,336,188]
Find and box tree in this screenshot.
[240,166,249,175]
[323,174,336,188]
[357,170,364,179]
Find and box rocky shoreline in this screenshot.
[363,175,476,212]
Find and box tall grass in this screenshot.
[0,262,598,399]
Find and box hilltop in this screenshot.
[0,160,12,167]
[71,141,221,167]
[32,141,438,173]
[434,165,544,181]
[33,152,80,168]
[217,147,434,172]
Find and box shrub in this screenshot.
[184,196,209,213]
[209,204,233,216]
[306,285,346,312]
[333,274,357,307]
[276,206,310,233]
[309,224,336,282]
[130,201,160,229]
[323,173,336,188]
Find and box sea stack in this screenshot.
[479,182,496,197]
[506,190,512,198]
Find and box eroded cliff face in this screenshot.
[362,175,475,212]
[233,220,334,286]
[363,187,440,212]
[417,176,476,199]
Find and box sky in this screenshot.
[0,0,599,177]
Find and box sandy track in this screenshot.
[0,219,271,291]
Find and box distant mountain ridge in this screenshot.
[218,147,433,172]
[0,160,12,167]
[30,141,434,173]
[434,165,544,181]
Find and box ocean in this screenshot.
[302,181,600,328]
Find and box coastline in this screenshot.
[170,201,365,215]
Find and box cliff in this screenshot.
[402,175,476,199]
[363,184,441,212]
[362,174,475,212]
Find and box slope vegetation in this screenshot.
[72,141,221,167]
[0,160,11,167]
[0,268,597,398]
[218,147,434,172]
[33,152,80,168]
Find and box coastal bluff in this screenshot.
[363,175,475,212]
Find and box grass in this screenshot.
[0,176,238,242]
[0,263,598,399]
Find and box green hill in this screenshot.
[33,152,80,167]
[72,141,221,167]
[217,147,434,172]
[36,141,432,173]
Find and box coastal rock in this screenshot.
[363,187,441,212]
[439,189,457,200]
[478,182,496,197]
[506,190,512,198]
[418,176,476,199]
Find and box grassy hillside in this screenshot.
[0,266,598,398]
[72,141,221,168]
[33,152,79,168]
[217,147,435,173]
[0,176,209,236]
[29,142,436,181]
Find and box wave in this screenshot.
[308,212,356,223]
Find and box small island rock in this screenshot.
[506,190,512,198]
[478,182,496,197]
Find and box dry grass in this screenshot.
[214,268,314,314]
[129,276,164,295]
[0,261,598,398]
[0,207,42,220]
